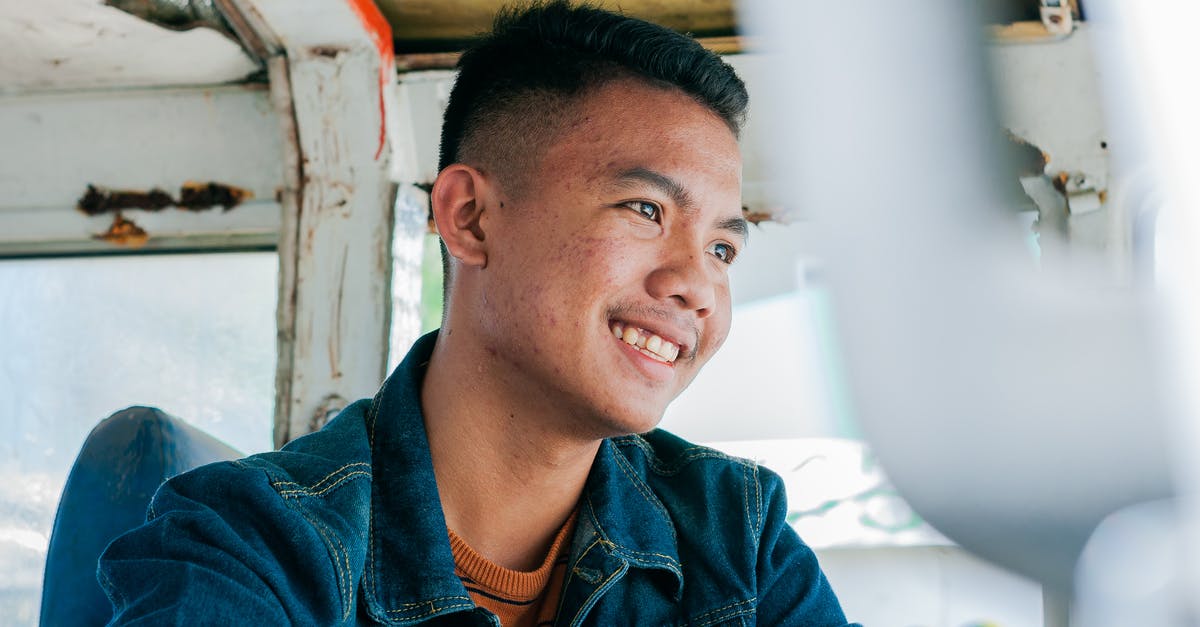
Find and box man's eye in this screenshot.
[626,201,660,222]
[710,242,737,264]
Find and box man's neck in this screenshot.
[421,326,600,572]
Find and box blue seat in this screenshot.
[40,407,243,626]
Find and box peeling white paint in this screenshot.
[0,0,258,93]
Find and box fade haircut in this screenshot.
[435,0,749,293]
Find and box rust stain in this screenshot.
[78,184,173,215]
[93,212,149,248]
[77,182,253,216]
[178,181,252,211]
[1052,171,1070,194]
[310,46,349,58]
[743,207,775,225]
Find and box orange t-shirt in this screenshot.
[448,511,577,627]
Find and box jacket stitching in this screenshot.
[695,603,756,627]
[692,597,756,623]
[753,464,763,539]
[613,434,754,465]
[696,606,756,627]
[384,599,474,617]
[613,437,755,476]
[271,462,371,493]
[273,471,371,498]
[585,491,682,577]
[296,507,353,620]
[568,561,628,627]
[556,532,605,620]
[97,562,126,608]
[742,464,753,549]
[611,447,675,535]
[385,595,476,608]
[365,389,383,616]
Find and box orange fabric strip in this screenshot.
[449,510,578,627]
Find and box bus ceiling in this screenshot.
[99,0,1085,57]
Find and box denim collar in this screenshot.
[359,331,684,624]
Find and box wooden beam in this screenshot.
[377,0,736,45]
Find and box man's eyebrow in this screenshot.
[614,166,747,244]
[614,167,694,210]
[716,215,749,245]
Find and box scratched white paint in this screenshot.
[218,0,398,445]
[0,0,257,93]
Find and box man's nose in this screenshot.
[645,249,717,317]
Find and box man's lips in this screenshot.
[609,320,682,364]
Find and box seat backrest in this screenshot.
[40,406,243,626]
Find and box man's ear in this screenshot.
[430,164,490,268]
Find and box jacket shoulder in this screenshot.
[231,398,375,499]
[610,429,758,477]
[99,400,378,625]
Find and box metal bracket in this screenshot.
[1058,171,1103,216]
[1040,0,1075,36]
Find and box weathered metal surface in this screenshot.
[0,0,257,92]
[0,85,281,212]
[989,25,1117,276]
[104,0,236,40]
[220,0,402,447]
[0,84,283,256]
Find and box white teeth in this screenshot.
[639,347,669,363]
[609,322,680,364]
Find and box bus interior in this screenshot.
[3,0,1198,625]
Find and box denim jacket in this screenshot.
[99,332,856,626]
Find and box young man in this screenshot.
[99,2,856,625]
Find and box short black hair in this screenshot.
[435,1,748,305]
[438,0,749,174]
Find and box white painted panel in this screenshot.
[818,546,1044,627]
[0,202,280,256]
[0,84,284,211]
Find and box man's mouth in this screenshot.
[609,321,681,364]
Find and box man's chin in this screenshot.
[590,408,667,439]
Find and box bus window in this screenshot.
[0,252,277,624]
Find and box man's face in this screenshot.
[476,78,744,438]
